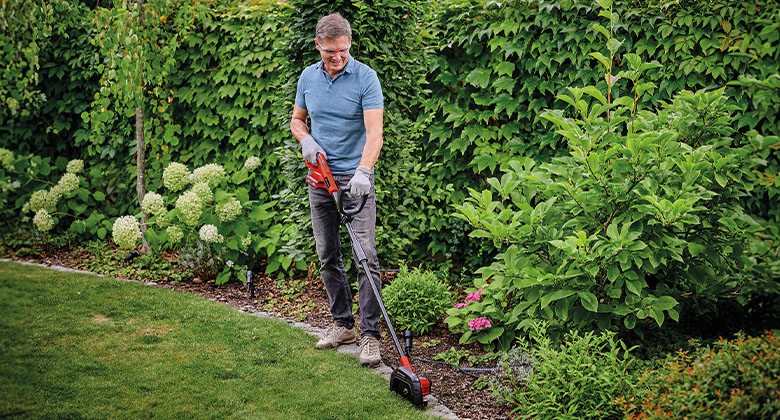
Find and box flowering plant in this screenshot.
[114,161,283,284]
[0,152,112,239]
[445,279,516,351]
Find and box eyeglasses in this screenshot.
[317,44,351,56]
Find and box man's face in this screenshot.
[316,36,351,76]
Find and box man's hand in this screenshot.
[301,136,326,165]
[347,168,371,197]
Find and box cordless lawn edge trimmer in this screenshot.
[305,153,431,409]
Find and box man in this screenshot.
[290,12,384,368]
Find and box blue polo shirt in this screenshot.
[295,56,383,175]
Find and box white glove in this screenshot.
[301,136,325,165]
[346,168,371,197]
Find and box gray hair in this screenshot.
[315,13,352,41]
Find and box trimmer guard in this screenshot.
[390,366,429,409]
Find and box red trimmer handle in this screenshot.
[305,153,338,195]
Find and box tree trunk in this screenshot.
[135,0,150,253]
[136,106,150,253]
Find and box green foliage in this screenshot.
[74,239,192,283]
[618,330,780,419]
[117,161,284,283]
[494,321,638,420]
[3,0,779,282]
[456,85,776,342]
[0,152,111,238]
[383,265,452,335]
[420,0,780,272]
[446,284,514,351]
[450,2,779,345]
[170,2,286,201]
[1,0,98,156]
[0,0,48,122]
[432,346,470,366]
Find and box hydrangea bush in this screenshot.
[0,151,111,239]
[114,161,280,284]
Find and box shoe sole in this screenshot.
[314,336,357,349]
[361,361,380,368]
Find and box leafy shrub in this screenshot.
[382,265,452,335]
[617,330,780,419]
[493,321,638,420]
[112,160,285,284]
[446,282,514,351]
[179,240,222,282]
[420,0,780,272]
[450,1,779,345]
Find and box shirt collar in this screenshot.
[315,55,355,76]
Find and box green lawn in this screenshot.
[0,261,430,420]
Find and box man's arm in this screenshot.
[290,104,311,141]
[359,108,384,170]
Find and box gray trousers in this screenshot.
[308,174,381,339]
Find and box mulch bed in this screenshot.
[3,248,515,420]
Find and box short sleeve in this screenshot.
[361,70,383,110]
[294,72,307,110]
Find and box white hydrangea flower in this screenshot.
[22,201,30,214]
[240,235,252,252]
[175,190,202,226]
[216,197,242,222]
[244,156,261,171]
[0,148,13,170]
[53,173,80,195]
[155,209,170,228]
[191,182,213,203]
[112,215,141,249]
[66,159,84,174]
[163,162,191,192]
[141,191,166,216]
[166,224,184,244]
[28,189,59,213]
[192,163,226,186]
[226,260,235,268]
[199,224,224,243]
[33,209,54,232]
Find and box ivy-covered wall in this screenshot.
[1,0,777,277]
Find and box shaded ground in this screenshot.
[1,245,515,420]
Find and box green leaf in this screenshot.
[595,0,612,9]
[583,86,607,105]
[579,292,599,312]
[687,242,706,257]
[652,296,678,311]
[623,314,637,329]
[477,326,504,344]
[626,278,643,296]
[465,68,492,89]
[541,289,576,309]
[94,191,106,202]
[607,265,620,282]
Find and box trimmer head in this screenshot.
[390,366,429,408]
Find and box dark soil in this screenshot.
[2,246,515,420]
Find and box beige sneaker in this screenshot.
[315,323,357,349]
[359,336,381,367]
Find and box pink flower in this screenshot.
[454,303,467,309]
[468,317,492,331]
[465,288,483,303]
